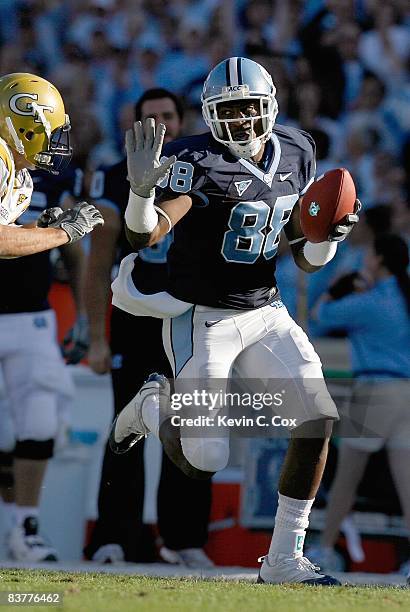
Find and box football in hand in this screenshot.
[300,169,356,243]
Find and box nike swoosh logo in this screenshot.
[205,320,223,328]
[279,172,292,181]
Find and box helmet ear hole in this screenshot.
[19,128,25,133]
[25,131,34,141]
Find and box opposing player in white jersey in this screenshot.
[0,72,102,561]
[0,72,103,257]
[111,57,359,584]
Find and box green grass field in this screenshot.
[0,570,409,612]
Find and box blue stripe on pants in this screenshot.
[170,307,194,376]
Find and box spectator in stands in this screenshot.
[67,0,116,55]
[391,200,410,242]
[344,72,391,153]
[290,80,343,160]
[358,3,409,86]
[156,17,210,94]
[241,0,274,54]
[270,0,303,57]
[333,22,365,112]
[310,234,410,572]
[372,151,407,209]
[341,124,379,209]
[298,2,350,119]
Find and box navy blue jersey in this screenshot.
[90,159,172,294]
[160,126,316,309]
[0,167,82,314]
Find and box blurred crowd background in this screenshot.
[0,0,409,572]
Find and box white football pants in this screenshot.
[162,301,338,472]
[0,310,74,443]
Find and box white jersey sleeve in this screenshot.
[0,137,33,225]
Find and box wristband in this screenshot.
[303,240,337,266]
[124,190,158,233]
[154,205,172,233]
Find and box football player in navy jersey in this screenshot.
[111,58,359,584]
[84,89,213,567]
[0,164,93,562]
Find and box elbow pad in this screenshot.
[124,190,158,233]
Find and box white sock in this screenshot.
[141,394,160,438]
[14,505,38,527]
[269,493,314,559]
[0,500,16,528]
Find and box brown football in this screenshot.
[300,168,356,243]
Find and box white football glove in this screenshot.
[125,118,176,197]
[49,201,104,243]
[36,207,64,228]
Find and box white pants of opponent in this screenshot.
[0,310,74,448]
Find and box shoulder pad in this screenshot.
[273,124,315,153]
[0,137,13,171]
[0,138,13,198]
[163,133,214,161]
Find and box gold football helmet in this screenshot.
[0,72,72,174]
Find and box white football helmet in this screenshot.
[202,57,278,159]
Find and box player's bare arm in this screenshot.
[0,223,69,258]
[285,199,319,273]
[59,235,92,365]
[285,196,361,273]
[0,201,104,258]
[285,199,331,273]
[85,205,121,374]
[125,193,192,250]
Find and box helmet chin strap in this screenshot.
[30,102,51,140]
[227,138,263,160]
[5,117,25,155]
[5,102,52,159]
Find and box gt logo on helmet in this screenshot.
[9,93,54,119]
